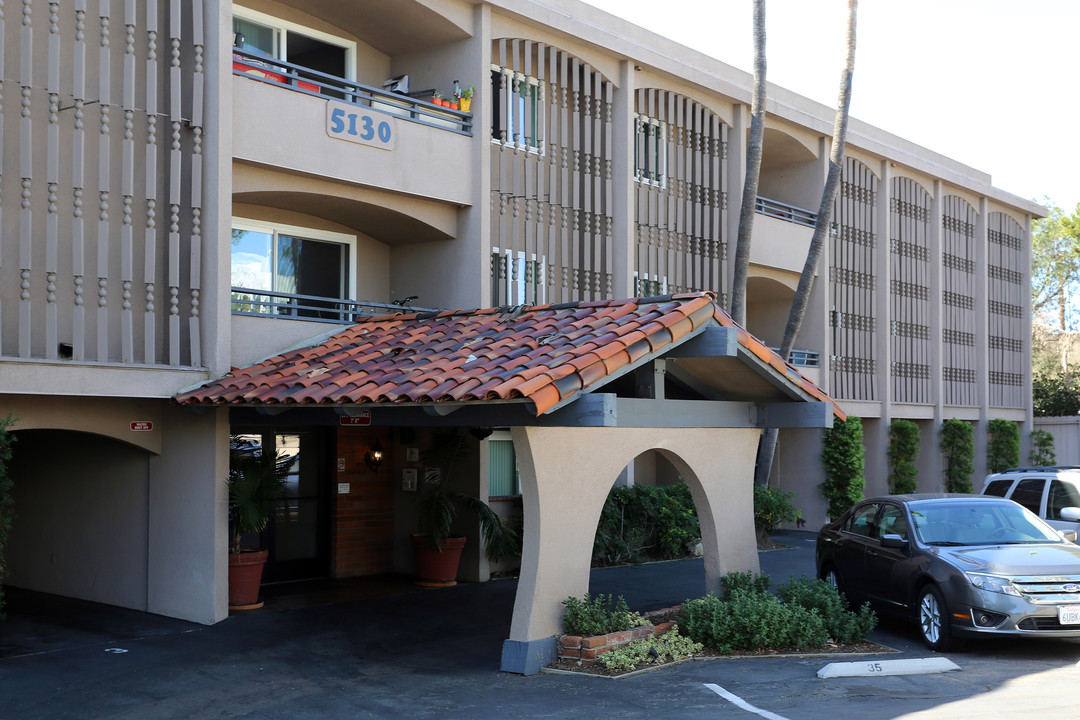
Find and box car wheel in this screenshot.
[821,564,844,595]
[918,585,962,652]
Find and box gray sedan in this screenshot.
[816,494,1080,651]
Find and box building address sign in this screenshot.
[326,100,395,151]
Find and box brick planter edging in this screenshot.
[557,605,681,666]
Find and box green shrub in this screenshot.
[776,575,877,645]
[887,419,920,494]
[940,419,974,493]
[681,589,827,652]
[680,573,876,653]
[0,414,16,619]
[597,625,703,671]
[562,593,649,636]
[987,419,1020,474]
[593,482,699,564]
[753,486,801,535]
[820,416,865,520]
[720,570,773,596]
[1029,429,1057,466]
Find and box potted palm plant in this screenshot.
[228,439,290,609]
[413,429,518,586]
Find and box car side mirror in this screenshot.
[881,533,907,549]
[1061,530,1078,543]
[1060,507,1080,522]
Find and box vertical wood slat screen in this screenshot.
[0,0,204,367]
[941,196,978,406]
[829,157,878,401]
[489,39,613,306]
[889,177,932,404]
[987,212,1025,408]
[632,89,726,301]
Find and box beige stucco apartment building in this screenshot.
[0,0,1039,672]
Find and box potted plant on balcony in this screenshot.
[413,429,518,586]
[457,85,475,113]
[228,440,290,609]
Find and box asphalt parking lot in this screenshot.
[1,530,1079,719]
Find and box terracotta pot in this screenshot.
[412,534,466,587]
[228,548,269,608]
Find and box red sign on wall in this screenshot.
[130,421,153,432]
[339,411,372,426]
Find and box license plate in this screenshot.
[1058,606,1080,625]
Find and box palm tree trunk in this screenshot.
[729,0,766,326]
[755,0,858,487]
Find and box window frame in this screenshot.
[232,5,358,82]
[490,64,544,154]
[487,430,521,499]
[231,217,358,302]
[634,112,666,187]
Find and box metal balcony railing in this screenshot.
[755,196,817,228]
[770,347,821,368]
[231,288,432,324]
[231,48,473,136]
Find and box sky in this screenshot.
[582,0,1079,214]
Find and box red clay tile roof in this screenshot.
[175,292,844,420]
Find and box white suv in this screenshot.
[982,467,1080,540]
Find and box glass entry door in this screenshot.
[231,430,329,582]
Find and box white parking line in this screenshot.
[704,684,792,720]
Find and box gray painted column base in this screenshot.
[500,637,557,675]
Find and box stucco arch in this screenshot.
[490,37,616,86]
[6,395,163,454]
[746,274,796,348]
[233,163,458,245]
[635,86,732,128]
[503,425,761,670]
[759,126,822,211]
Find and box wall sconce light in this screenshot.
[365,440,384,472]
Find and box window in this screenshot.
[231,219,356,317]
[1010,478,1045,515]
[1048,480,1080,521]
[634,114,666,186]
[232,6,355,87]
[488,432,520,498]
[845,503,878,538]
[983,479,1013,497]
[633,270,667,298]
[492,249,545,305]
[490,65,543,151]
[877,505,908,541]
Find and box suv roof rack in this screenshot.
[1000,466,1080,473]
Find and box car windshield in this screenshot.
[909,501,1064,546]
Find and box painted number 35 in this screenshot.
[327,104,394,150]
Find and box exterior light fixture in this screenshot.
[365,440,384,472]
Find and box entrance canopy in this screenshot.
[175,292,842,429]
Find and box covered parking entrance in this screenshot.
[176,291,842,673]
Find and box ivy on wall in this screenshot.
[1029,429,1057,467]
[887,419,920,494]
[940,419,974,493]
[819,416,865,520]
[987,419,1020,474]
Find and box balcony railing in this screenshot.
[231,288,432,324]
[231,48,472,136]
[755,196,817,228]
[770,347,821,368]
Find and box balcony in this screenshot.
[231,288,430,324]
[754,196,817,228]
[230,288,435,368]
[232,48,472,136]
